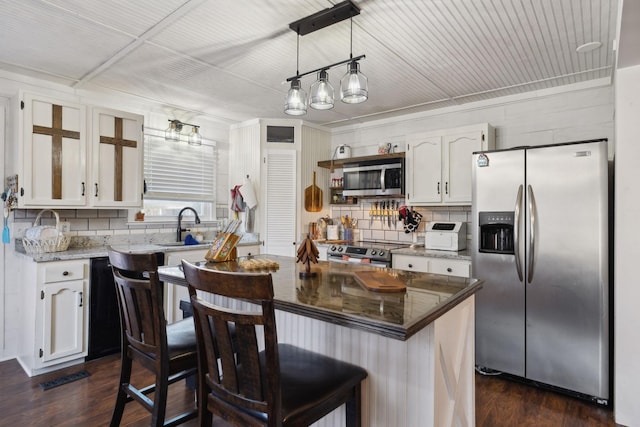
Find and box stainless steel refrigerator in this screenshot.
[471,139,610,404]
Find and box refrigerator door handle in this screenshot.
[527,185,536,283]
[514,185,524,281]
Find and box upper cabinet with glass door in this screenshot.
[17,92,144,208]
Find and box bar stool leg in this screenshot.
[110,355,132,427]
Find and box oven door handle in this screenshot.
[327,257,389,268]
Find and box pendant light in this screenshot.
[284,34,308,116]
[188,126,202,145]
[284,1,367,114]
[309,69,335,110]
[340,17,368,104]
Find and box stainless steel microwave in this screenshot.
[342,159,404,197]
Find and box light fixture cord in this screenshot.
[349,17,353,59]
[296,33,300,75]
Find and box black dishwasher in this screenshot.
[87,253,165,360]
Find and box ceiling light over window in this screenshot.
[188,126,202,145]
[165,119,202,145]
[165,120,181,141]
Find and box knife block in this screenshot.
[205,232,240,262]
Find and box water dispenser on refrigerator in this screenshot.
[478,211,515,254]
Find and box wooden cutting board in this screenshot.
[304,171,323,212]
[353,271,407,293]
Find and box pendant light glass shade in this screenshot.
[340,60,368,104]
[309,70,334,110]
[284,78,307,116]
[188,126,202,145]
[165,121,180,141]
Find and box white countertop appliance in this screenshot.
[335,144,351,159]
[425,222,466,251]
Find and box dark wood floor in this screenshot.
[0,354,617,426]
[475,372,616,427]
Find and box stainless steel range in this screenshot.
[326,240,410,268]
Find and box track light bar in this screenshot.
[167,119,199,132]
[286,54,365,82]
[289,0,360,36]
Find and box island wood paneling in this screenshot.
[271,296,475,427]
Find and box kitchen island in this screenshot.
[159,255,482,427]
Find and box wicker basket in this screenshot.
[22,209,70,254]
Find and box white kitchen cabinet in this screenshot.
[18,258,89,376]
[20,92,87,207]
[236,244,261,257]
[406,123,494,206]
[429,257,471,277]
[315,243,329,261]
[393,254,430,273]
[164,248,208,323]
[393,254,471,278]
[91,107,144,207]
[17,92,144,208]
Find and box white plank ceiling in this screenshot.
[0,0,625,127]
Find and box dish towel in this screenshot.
[230,185,245,219]
[239,177,257,232]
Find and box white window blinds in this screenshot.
[144,136,217,202]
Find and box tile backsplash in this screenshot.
[329,200,472,243]
[11,203,472,249]
[11,208,226,248]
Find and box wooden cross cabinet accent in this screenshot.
[19,93,144,208]
[32,104,81,200]
[99,117,137,202]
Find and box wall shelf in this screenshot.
[330,187,358,205]
[318,152,405,169]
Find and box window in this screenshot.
[141,134,217,221]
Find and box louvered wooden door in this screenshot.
[263,149,297,257]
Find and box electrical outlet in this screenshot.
[60,221,71,233]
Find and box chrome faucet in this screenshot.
[177,207,201,242]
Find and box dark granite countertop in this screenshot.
[158,255,482,341]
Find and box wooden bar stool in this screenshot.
[182,260,368,427]
[108,247,198,427]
